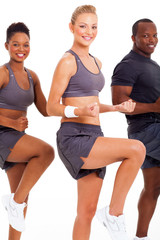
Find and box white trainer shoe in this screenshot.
[133,237,150,240]
[96,206,129,240]
[2,193,27,232]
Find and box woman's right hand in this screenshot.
[75,102,99,117]
[13,117,28,131]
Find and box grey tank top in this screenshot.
[62,50,105,98]
[0,63,34,111]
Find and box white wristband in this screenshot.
[64,106,78,118]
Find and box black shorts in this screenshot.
[56,122,106,180]
[129,122,160,169]
[0,126,25,171]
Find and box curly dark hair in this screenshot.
[6,22,30,43]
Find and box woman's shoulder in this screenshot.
[0,64,9,77]
[25,68,39,85]
[0,64,8,73]
[0,65,9,87]
[59,51,76,66]
[56,52,77,75]
[26,68,36,76]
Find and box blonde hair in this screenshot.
[71,5,97,25]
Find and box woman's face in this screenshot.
[5,32,30,62]
[70,13,98,47]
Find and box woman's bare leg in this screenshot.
[81,137,146,216]
[7,134,54,204]
[6,163,28,240]
[73,173,103,240]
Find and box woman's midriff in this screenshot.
[0,108,27,120]
[62,96,100,125]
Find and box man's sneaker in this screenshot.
[2,193,27,232]
[133,237,150,240]
[96,206,129,240]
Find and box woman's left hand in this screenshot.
[114,99,136,113]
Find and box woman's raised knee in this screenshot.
[130,139,146,165]
[39,143,55,165]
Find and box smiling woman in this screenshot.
[5,23,30,60]
[0,22,54,240]
[69,5,98,48]
[5,36,30,62]
[47,4,145,240]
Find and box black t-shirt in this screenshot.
[111,50,160,134]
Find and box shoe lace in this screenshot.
[10,201,27,218]
[113,215,126,232]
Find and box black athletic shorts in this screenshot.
[0,126,25,171]
[56,122,106,180]
[129,122,160,169]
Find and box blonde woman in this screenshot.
[47,5,145,240]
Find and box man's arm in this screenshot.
[112,85,160,115]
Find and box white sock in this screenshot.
[11,193,19,205]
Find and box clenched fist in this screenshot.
[13,117,28,132]
[76,102,99,117]
[114,100,136,113]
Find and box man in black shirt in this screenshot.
[111,19,160,240]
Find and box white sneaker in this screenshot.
[2,193,27,232]
[133,237,150,240]
[96,206,129,240]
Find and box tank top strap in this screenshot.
[5,63,33,86]
[5,63,14,76]
[67,50,101,71]
[24,68,34,85]
[67,49,80,61]
[89,53,101,71]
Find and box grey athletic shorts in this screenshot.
[0,126,25,171]
[56,122,106,180]
[129,122,160,169]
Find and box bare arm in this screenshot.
[47,54,75,117]
[99,100,136,114]
[112,85,160,114]
[29,70,48,116]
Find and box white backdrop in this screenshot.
[0,0,160,239]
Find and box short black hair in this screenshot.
[6,22,30,43]
[132,18,153,36]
